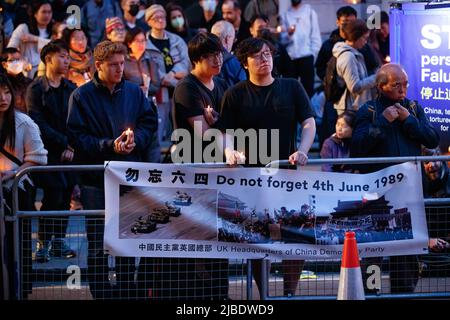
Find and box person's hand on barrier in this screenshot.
[114,130,136,155]
[225,149,246,166]
[394,103,410,121]
[289,150,308,166]
[204,105,219,126]
[382,106,399,123]
[428,238,448,252]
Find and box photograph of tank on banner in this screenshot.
[218,191,414,245]
[118,185,218,240]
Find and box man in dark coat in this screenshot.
[27,40,77,262]
[351,63,440,294]
[67,40,158,299]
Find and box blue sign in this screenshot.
[390,4,450,154]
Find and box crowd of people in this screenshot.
[0,0,448,300]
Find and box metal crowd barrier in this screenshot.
[1,156,450,300]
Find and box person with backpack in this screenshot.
[332,19,377,115]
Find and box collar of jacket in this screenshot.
[92,72,124,94]
[377,95,406,109]
[39,76,71,93]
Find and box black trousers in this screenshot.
[38,187,73,244]
[289,55,315,98]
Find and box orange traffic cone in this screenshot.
[337,231,365,300]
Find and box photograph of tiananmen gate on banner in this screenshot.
[217,192,413,245]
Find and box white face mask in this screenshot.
[201,0,217,13]
[6,60,24,75]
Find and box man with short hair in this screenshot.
[171,32,229,299]
[211,20,246,89]
[27,40,77,263]
[218,37,316,297]
[67,40,158,299]
[351,63,440,294]
[221,0,251,50]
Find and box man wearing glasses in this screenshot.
[217,37,316,298]
[170,32,229,299]
[350,63,440,294]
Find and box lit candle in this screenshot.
[276,25,282,33]
[126,128,133,136]
[206,105,213,112]
[385,55,391,63]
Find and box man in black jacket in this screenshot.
[67,40,158,299]
[351,63,440,294]
[27,40,77,262]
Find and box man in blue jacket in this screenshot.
[350,63,440,294]
[67,40,158,299]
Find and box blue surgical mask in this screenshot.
[171,17,185,29]
[201,0,217,13]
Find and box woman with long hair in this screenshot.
[0,73,47,299]
[7,0,53,79]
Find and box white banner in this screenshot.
[104,162,429,259]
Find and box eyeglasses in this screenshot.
[151,15,166,22]
[203,52,223,62]
[389,82,409,90]
[249,50,272,61]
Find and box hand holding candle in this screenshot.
[125,128,134,146]
[204,105,219,126]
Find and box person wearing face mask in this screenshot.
[120,0,149,32]
[0,48,32,113]
[166,3,199,44]
[185,0,222,32]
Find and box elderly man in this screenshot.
[351,63,440,294]
[211,20,246,89]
